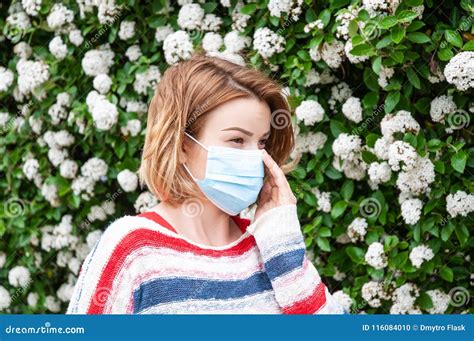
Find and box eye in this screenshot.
[259,139,268,147]
[230,137,244,144]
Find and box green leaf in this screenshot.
[445,30,463,48]
[330,119,348,137]
[317,237,331,252]
[350,43,375,56]
[379,16,398,29]
[361,150,378,163]
[463,40,474,51]
[417,292,434,310]
[441,223,455,242]
[451,150,467,173]
[440,267,454,282]
[331,201,348,219]
[346,246,365,264]
[391,25,406,44]
[397,10,419,23]
[406,67,421,89]
[384,91,400,113]
[240,4,257,15]
[406,32,431,44]
[438,48,454,61]
[341,180,354,201]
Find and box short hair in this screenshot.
[138,51,296,205]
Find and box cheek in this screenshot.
[187,147,208,179]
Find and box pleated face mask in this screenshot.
[182,132,265,216]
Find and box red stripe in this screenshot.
[281,281,327,314]
[138,211,251,234]
[87,227,256,314]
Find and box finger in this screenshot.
[264,151,292,198]
[258,181,272,205]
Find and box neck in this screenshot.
[151,199,241,247]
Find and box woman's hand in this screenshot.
[254,149,297,221]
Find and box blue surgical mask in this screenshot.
[182,132,265,216]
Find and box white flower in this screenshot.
[121,119,142,137]
[321,40,345,69]
[378,66,394,88]
[27,292,39,307]
[201,14,223,31]
[13,42,32,59]
[87,205,107,222]
[59,159,78,179]
[347,217,368,242]
[177,4,204,30]
[332,290,353,312]
[0,286,11,311]
[368,161,391,186]
[0,67,14,92]
[401,198,423,225]
[365,242,387,269]
[310,187,331,213]
[206,50,246,66]
[345,40,370,64]
[388,141,418,171]
[390,283,420,314]
[93,74,112,94]
[86,90,118,131]
[57,282,75,302]
[224,31,250,53]
[361,281,388,308]
[163,30,194,65]
[374,137,390,160]
[133,66,161,95]
[342,96,363,123]
[47,3,74,30]
[328,82,352,110]
[268,0,304,20]
[125,45,142,62]
[396,156,435,196]
[44,295,61,312]
[134,191,159,213]
[291,132,327,159]
[81,157,108,181]
[443,51,474,91]
[253,27,285,59]
[69,29,84,46]
[49,36,68,60]
[380,110,420,142]
[22,0,42,16]
[16,59,50,96]
[41,183,60,207]
[446,190,474,217]
[332,133,362,160]
[295,100,325,126]
[409,244,434,268]
[81,45,115,77]
[118,20,135,40]
[155,24,174,43]
[430,95,457,123]
[22,158,39,180]
[117,169,139,192]
[8,265,31,288]
[425,289,450,314]
[6,12,31,33]
[202,32,223,52]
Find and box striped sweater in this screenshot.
[66,204,345,314]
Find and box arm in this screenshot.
[247,204,346,314]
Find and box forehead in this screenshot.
[202,97,271,130]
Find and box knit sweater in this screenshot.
[66,204,345,314]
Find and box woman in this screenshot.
[67,53,345,314]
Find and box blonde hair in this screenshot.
[138,52,297,205]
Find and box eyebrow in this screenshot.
[222,127,271,137]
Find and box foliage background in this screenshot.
[0,0,472,314]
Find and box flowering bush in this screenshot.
[0,0,472,314]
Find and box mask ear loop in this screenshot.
[183,132,208,181]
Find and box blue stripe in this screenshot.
[264,248,305,281]
[133,271,273,313]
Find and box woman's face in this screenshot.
[184,96,271,180]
